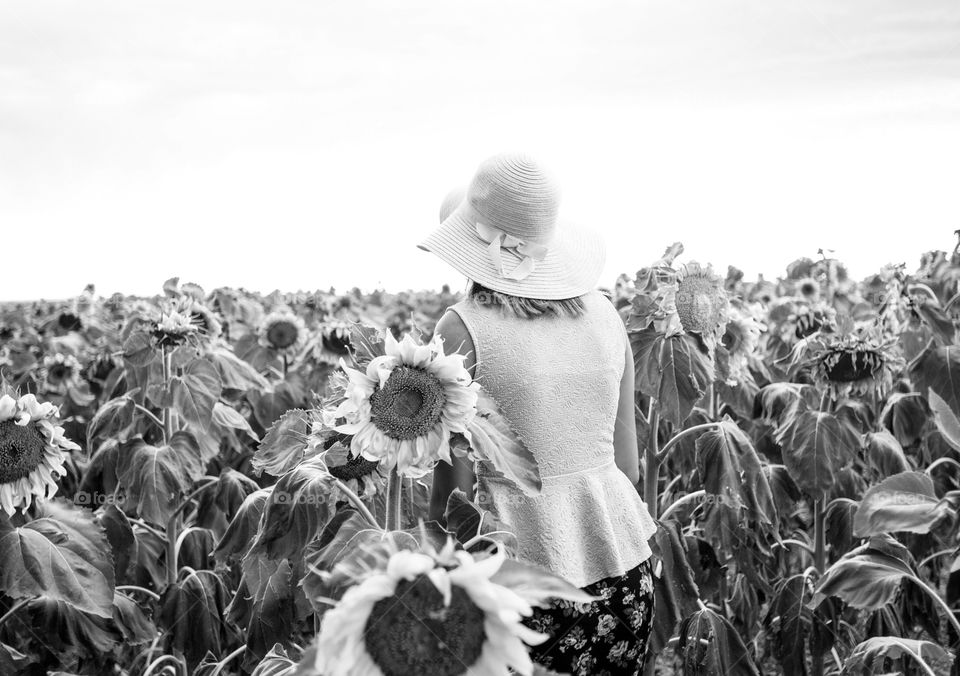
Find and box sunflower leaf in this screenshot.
[845,637,953,675]
[85,393,136,454]
[632,327,715,427]
[908,341,960,416]
[677,606,761,676]
[0,519,115,618]
[214,488,272,564]
[695,419,778,527]
[489,558,596,606]
[252,457,336,560]
[158,570,237,672]
[116,433,204,525]
[812,549,914,610]
[122,331,158,368]
[928,388,960,453]
[169,358,222,432]
[443,488,517,553]
[465,388,541,495]
[853,471,955,537]
[774,399,859,500]
[207,345,270,392]
[212,401,259,441]
[250,643,298,676]
[227,553,296,667]
[648,521,703,654]
[252,408,313,477]
[762,575,812,676]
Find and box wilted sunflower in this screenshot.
[721,301,764,385]
[258,309,308,354]
[0,393,79,515]
[313,542,578,676]
[39,353,82,391]
[775,303,835,345]
[309,320,354,365]
[334,332,478,478]
[810,332,900,398]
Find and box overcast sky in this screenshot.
[2,0,959,300]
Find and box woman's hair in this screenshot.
[467,281,586,318]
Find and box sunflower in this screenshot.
[721,301,764,385]
[258,309,308,354]
[325,442,386,499]
[793,276,821,302]
[810,332,900,398]
[0,393,79,515]
[334,332,478,478]
[306,320,354,366]
[175,298,222,340]
[313,543,562,676]
[671,262,730,346]
[628,248,730,350]
[152,309,200,348]
[747,278,778,305]
[39,353,82,391]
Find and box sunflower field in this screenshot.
[2,238,960,676]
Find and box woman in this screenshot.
[420,152,659,675]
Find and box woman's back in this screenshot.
[449,290,658,587]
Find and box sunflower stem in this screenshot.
[385,466,403,531]
[208,646,246,676]
[164,477,218,588]
[332,479,381,529]
[161,347,174,445]
[0,599,29,629]
[117,585,161,602]
[643,405,661,520]
[134,404,165,431]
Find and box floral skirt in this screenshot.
[523,557,655,676]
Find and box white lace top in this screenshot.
[449,290,657,588]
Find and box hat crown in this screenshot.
[466,153,560,245]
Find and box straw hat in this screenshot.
[418,152,605,300]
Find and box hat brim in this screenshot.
[418,201,606,300]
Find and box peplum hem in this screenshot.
[476,459,658,588]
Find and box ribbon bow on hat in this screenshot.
[475,221,550,281]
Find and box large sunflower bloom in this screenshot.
[334,332,478,478]
[0,393,79,515]
[313,544,558,676]
[258,309,308,354]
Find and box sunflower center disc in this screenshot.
[322,331,351,355]
[676,278,721,334]
[0,421,47,484]
[48,364,70,384]
[369,366,446,440]
[826,350,878,383]
[364,575,486,676]
[267,321,299,349]
[328,453,380,481]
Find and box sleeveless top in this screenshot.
[449,290,658,588]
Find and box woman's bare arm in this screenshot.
[613,337,641,485]
[428,310,478,523]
